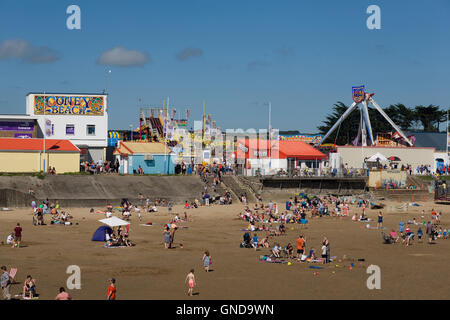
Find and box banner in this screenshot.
[34,95,104,116]
[0,121,34,132]
[279,134,322,144]
[44,119,53,137]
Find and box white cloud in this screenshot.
[0,39,60,64]
[176,48,203,61]
[97,46,150,67]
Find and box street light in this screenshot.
[129,124,133,141]
[104,69,112,93]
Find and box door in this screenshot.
[122,156,128,174]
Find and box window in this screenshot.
[87,125,95,136]
[66,124,75,135]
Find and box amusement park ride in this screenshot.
[318,86,414,148]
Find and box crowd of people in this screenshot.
[82,159,120,174]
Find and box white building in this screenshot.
[26,93,108,162]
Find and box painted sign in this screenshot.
[14,133,32,138]
[352,85,365,103]
[34,95,105,116]
[279,134,322,144]
[0,121,34,131]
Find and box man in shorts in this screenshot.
[13,223,22,248]
[296,235,305,260]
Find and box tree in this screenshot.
[413,105,445,132]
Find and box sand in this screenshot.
[0,198,449,300]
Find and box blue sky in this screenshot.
[0,0,448,131]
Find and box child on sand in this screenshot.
[252,234,258,250]
[185,269,195,296]
[202,251,211,272]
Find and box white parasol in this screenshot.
[98,216,130,227]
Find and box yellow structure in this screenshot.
[0,138,80,173]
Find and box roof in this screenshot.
[113,141,170,155]
[406,131,447,151]
[0,138,80,152]
[236,139,326,160]
[278,140,326,160]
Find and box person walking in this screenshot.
[323,237,330,263]
[1,266,11,300]
[202,251,211,272]
[163,227,171,249]
[185,269,196,296]
[106,278,116,300]
[426,221,433,244]
[13,223,22,248]
[377,212,384,229]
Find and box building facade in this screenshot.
[26,93,108,163]
[113,141,175,174]
[0,138,80,173]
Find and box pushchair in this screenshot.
[382,232,393,244]
[240,232,252,248]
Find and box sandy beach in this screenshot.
[0,197,449,300]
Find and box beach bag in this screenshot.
[301,254,307,261]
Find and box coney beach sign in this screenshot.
[34,95,105,116]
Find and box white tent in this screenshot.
[98,216,130,227]
[367,152,388,162]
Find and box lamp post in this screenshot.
[129,124,133,142]
[105,69,112,93]
[42,91,46,174]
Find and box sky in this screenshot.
[0,0,448,132]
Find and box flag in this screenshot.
[150,108,154,118]
[186,108,190,118]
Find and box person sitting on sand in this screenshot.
[279,223,286,235]
[23,275,36,298]
[272,243,281,258]
[285,243,294,259]
[388,229,398,243]
[6,232,14,246]
[260,236,270,249]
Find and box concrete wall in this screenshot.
[337,146,435,170]
[368,170,407,189]
[0,175,205,207]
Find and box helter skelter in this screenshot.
[318,86,413,147]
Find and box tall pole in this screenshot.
[269,101,272,172]
[43,92,46,174]
[165,97,169,174]
[105,69,111,93]
[446,109,448,158]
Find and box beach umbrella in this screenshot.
[388,156,401,161]
[98,216,130,227]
